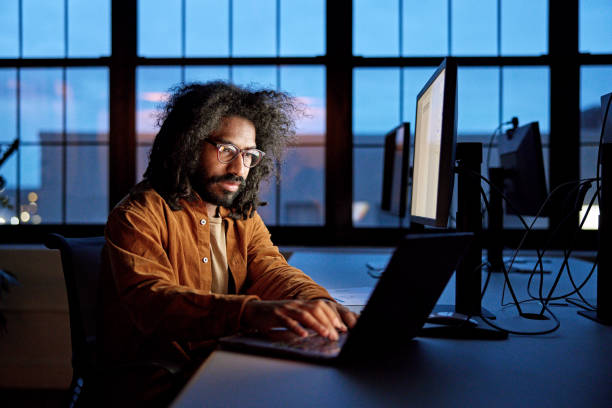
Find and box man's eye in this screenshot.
[219,145,237,153]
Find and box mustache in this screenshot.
[208,174,246,186]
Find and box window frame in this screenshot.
[0,0,608,250]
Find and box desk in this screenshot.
[172,250,612,407]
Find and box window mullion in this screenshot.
[326,0,353,233]
[109,0,137,210]
[549,0,580,235]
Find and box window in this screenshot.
[0,0,110,225]
[579,0,612,54]
[352,1,550,229]
[2,0,611,246]
[136,0,326,226]
[138,0,325,57]
[353,67,402,227]
[1,67,110,225]
[353,0,547,57]
[136,65,326,226]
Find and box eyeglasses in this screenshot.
[204,139,266,168]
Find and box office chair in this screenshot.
[45,233,182,407]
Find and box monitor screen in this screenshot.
[498,121,548,216]
[381,122,410,218]
[410,59,458,227]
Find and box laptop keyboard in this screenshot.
[273,330,347,355]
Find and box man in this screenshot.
[98,81,357,404]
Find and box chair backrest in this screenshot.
[45,233,106,374]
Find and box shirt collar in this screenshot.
[186,190,232,219]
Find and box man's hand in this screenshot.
[240,299,358,341]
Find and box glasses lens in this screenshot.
[217,144,239,163]
[243,150,263,168]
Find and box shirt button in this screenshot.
[200,219,207,225]
[202,257,209,263]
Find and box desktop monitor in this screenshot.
[579,91,612,324]
[410,58,458,228]
[408,59,500,329]
[498,122,548,216]
[603,92,612,143]
[381,122,411,218]
[575,91,612,325]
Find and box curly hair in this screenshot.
[142,81,299,219]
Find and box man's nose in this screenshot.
[227,153,247,176]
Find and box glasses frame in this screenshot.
[204,139,266,168]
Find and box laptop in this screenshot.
[219,232,474,363]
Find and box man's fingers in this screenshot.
[316,300,347,331]
[337,307,358,328]
[307,302,340,339]
[242,300,353,341]
[284,304,336,340]
[275,311,308,337]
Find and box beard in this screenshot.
[190,169,246,208]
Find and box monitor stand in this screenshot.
[454,142,495,319]
[577,141,612,325]
[422,143,505,340]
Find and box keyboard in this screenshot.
[266,329,347,355]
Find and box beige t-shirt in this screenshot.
[208,215,229,294]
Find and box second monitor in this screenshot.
[381,122,411,219]
[498,121,549,217]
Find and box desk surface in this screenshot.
[172,250,612,408]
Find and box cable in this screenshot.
[457,162,586,335]
[499,181,597,317]
[453,164,526,315]
[536,98,610,309]
[476,173,580,334]
[483,118,519,222]
[525,182,599,304]
[464,168,543,316]
[500,179,596,307]
[513,179,596,308]
[485,125,502,176]
[478,300,561,336]
[485,117,519,174]
[526,257,597,303]
[481,262,492,299]
[478,185,524,315]
[462,105,607,332]
[526,96,607,302]
[564,255,597,309]
[522,180,593,298]
[563,260,597,309]
[556,94,611,311]
[496,178,596,296]
[475,171,549,315]
[538,184,599,314]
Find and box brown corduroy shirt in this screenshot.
[98,186,332,365]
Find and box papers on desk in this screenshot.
[327,286,375,306]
